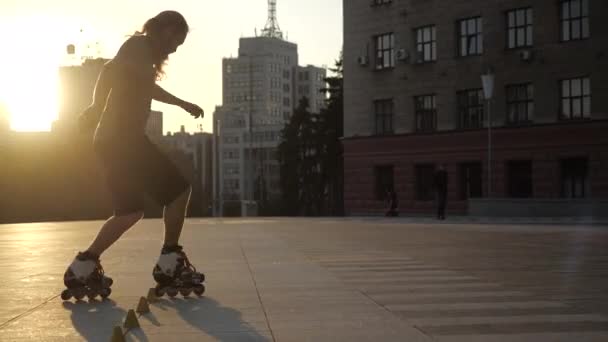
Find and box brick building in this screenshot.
[343,0,608,215]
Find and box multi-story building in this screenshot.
[54,58,109,133]
[145,110,163,142]
[163,126,214,216]
[213,1,327,216]
[343,0,608,216]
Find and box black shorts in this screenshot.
[94,136,190,216]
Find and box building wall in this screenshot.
[55,58,109,132]
[344,121,608,215]
[344,0,608,137]
[343,0,608,215]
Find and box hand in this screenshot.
[181,101,204,119]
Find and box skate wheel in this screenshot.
[61,289,72,301]
[103,277,113,287]
[194,284,205,296]
[86,289,98,300]
[73,288,86,301]
[180,288,192,297]
[167,288,178,298]
[100,287,111,299]
[193,273,205,284]
[155,287,166,297]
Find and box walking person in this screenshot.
[385,189,399,217]
[434,164,448,220]
[61,11,206,300]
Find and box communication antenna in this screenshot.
[260,0,283,39]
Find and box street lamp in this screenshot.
[481,69,494,198]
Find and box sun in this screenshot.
[0,16,70,132]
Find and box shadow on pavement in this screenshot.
[152,296,270,341]
[63,299,148,342]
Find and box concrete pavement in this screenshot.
[0,218,606,341]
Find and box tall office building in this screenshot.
[213,0,327,216]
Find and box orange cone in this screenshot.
[136,296,150,314]
[123,309,140,329]
[110,326,125,342]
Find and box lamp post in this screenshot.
[481,70,495,198]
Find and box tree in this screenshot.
[277,54,344,216]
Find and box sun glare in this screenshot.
[0,16,71,132]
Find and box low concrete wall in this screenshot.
[469,199,608,217]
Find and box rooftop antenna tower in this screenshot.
[260,0,283,39]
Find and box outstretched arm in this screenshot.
[152,84,186,107]
[152,84,204,118]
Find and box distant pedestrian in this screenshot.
[434,164,448,220]
[385,189,399,217]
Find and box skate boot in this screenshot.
[61,251,113,301]
[153,245,205,298]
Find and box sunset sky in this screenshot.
[0,0,343,133]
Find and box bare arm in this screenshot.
[152,84,186,107]
[153,84,205,119]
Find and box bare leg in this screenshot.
[163,186,192,247]
[86,211,144,256]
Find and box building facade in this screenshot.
[163,126,214,216]
[343,0,608,215]
[214,36,327,216]
[54,58,109,133]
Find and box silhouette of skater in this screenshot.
[61,11,206,300]
[385,189,399,217]
[434,164,448,220]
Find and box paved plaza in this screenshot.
[0,217,607,341]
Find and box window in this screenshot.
[374,99,394,135]
[561,157,588,198]
[506,83,534,124]
[460,162,483,200]
[507,161,533,198]
[224,164,240,176]
[415,26,436,62]
[458,17,483,56]
[414,95,437,132]
[283,70,290,79]
[561,77,591,120]
[283,97,291,107]
[375,33,395,70]
[507,8,533,48]
[561,0,590,41]
[223,179,240,191]
[372,0,392,6]
[416,164,435,201]
[222,149,240,160]
[222,136,240,144]
[457,89,484,129]
[375,165,394,200]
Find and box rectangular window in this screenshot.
[414,95,437,132]
[460,162,483,200]
[561,157,589,198]
[375,165,394,200]
[375,33,395,70]
[458,17,483,56]
[457,89,484,129]
[561,0,590,41]
[561,77,591,120]
[372,0,392,6]
[374,99,394,135]
[416,164,436,201]
[222,149,240,160]
[507,160,533,198]
[506,83,534,124]
[507,8,533,48]
[415,25,437,62]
